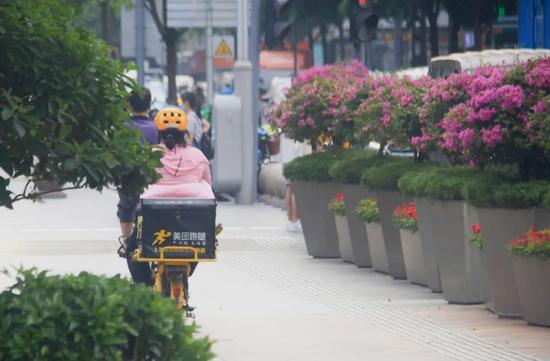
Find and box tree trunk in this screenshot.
[449,15,459,53]
[320,23,329,65]
[165,29,179,104]
[473,9,482,50]
[427,10,439,57]
[308,30,316,64]
[394,15,403,69]
[100,1,109,43]
[419,16,428,65]
[338,21,346,62]
[410,19,417,66]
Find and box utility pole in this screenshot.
[206,0,214,103]
[251,0,261,202]
[135,0,145,86]
[235,0,255,204]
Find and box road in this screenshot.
[1,181,549,361]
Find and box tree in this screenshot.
[62,0,131,46]
[144,0,185,104]
[0,0,160,208]
[442,0,499,51]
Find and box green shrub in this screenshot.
[0,0,160,208]
[0,269,214,361]
[283,150,343,182]
[355,198,380,223]
[361,158,433,192]
[464,178,550,208]
[329,149,379,184]
[398,167,509,201]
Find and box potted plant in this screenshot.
[393,202,427,286]
[464,180,545,317]
[330,150,380,267]
[284,152,342,258]
[507,226,550,326]
[399,167,486,303]
[329,192,354,263]
[357,198,389,273]
[361,159,432,279]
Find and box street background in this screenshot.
[1,178,549,361]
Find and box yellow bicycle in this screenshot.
[131,199,220,317]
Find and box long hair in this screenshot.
[160,128,188,150]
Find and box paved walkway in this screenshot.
[0,182,549,361]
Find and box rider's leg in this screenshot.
[116,189,140,237]
[125,221,153,286]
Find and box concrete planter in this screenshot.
[430,200,484,304]
[399,230,427,286]
[292,181,340,258]
[535,208,550,228]
[512,256,550,327]
[335,215,354,263]
[415,199,442,292]
[365,221,389,273]
[376,191,407,279]
[464,205,491,308]
[342,184,372,267]
[477,207,535,318]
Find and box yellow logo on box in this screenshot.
[153,229,172,246]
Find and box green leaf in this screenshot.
[13,121,25,138]
[1,108,14,120]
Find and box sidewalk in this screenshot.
[0,185,549,360]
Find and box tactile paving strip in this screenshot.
[223,250,540,361]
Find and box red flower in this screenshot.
[471,224,481,235]
[335,192,344,202]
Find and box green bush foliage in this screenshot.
[329,149,379,184]
[464,178,550,209]
[360,159,433,192]
[0,0,161,208]
[0,269,214,361]
[283,150,343,182]
[398,167,510,201]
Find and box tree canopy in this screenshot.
[0,0,161,208]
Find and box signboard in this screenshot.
[167,0,250,29]
[213,35,235,69]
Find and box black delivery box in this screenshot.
[139,198,217,261]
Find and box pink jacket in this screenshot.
[142,145,215,199]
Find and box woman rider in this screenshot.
[123,106,214,285]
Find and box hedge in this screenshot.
[283,150,343,183]
[0,269,214,361]
[464,178,550,209]
[329,149,378,184]
[360,158,435,192]
[398,167,513,201]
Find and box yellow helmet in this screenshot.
[154,106,189,132]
